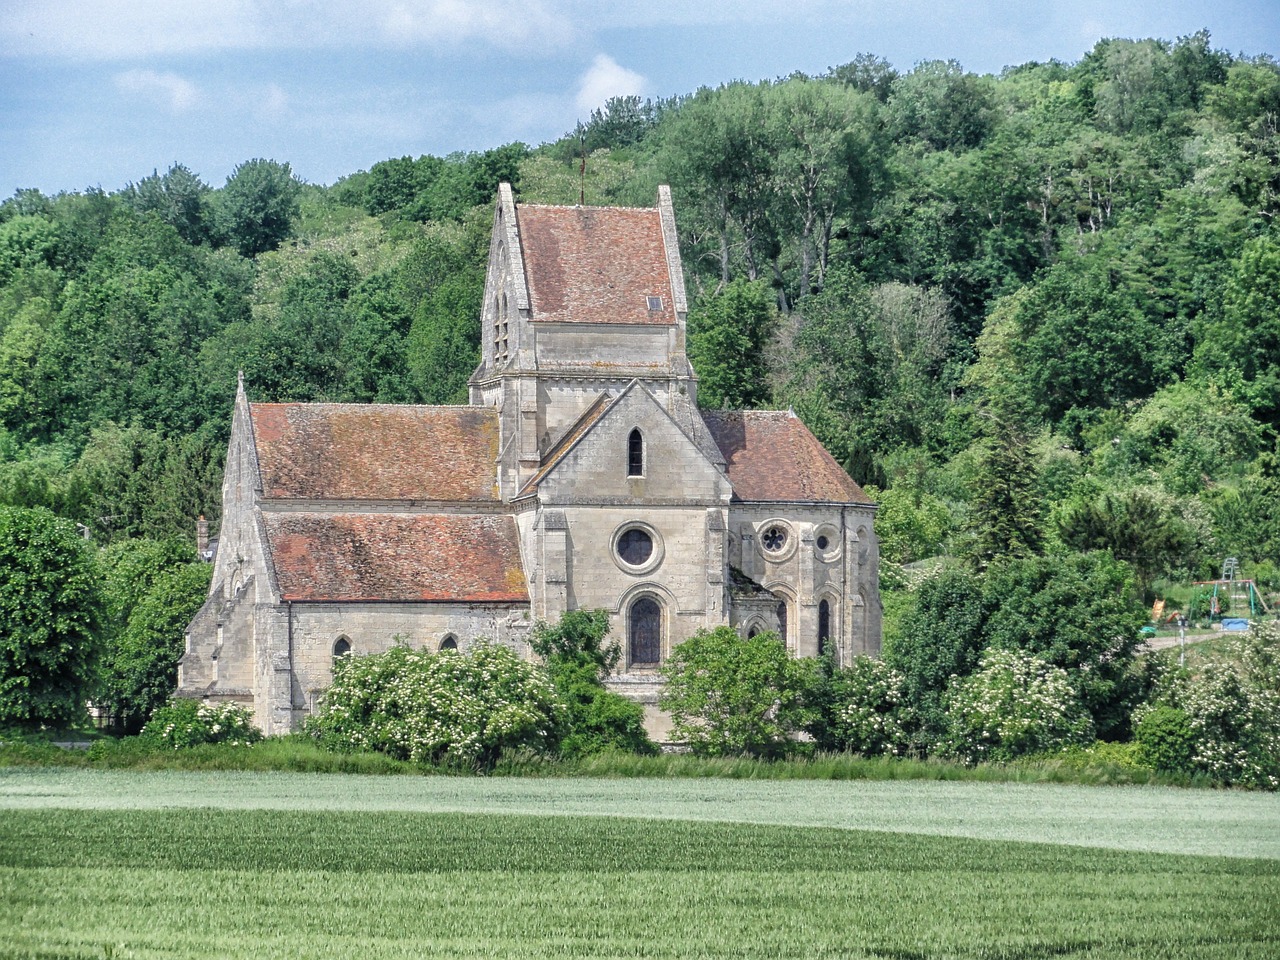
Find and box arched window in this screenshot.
[628,429,644,477]
[333,637,351,660]
[776,601,788,647]
[629,597,661,666]
[439,635,458,651]
[818,599,831,656]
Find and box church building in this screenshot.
[179,184,881,738]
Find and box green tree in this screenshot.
[215,159,302,257]
[1199,236,1280,426]
[0,506,103,728]
[99,562,211,732]
[804,654,917,756]
[981,551,1147,740]
[307,641,564,768]
[884,564,987,744]
[1055,487,1192,596]
[530,610,653,758]
[964,396,1044,570]
[121,164,212,245]
[688,278,776,409]
[660,627,810,758]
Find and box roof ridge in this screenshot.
[516,202,659,213]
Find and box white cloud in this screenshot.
[256,83,290,119]
[1,0,575,59]
[114,69,200,111]
[574,54,646,114]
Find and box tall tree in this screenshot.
[0,506,103,728]
[215,159,301,257]
[688,278,776,409]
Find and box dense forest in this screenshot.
[2,30,1278,634]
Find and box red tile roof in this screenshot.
[702,411,872,504]
[250,404,499,502]
[517,204,676,325]
[263,513,528,603]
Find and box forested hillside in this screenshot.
[2,31,1278,618]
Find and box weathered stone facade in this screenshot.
[180,184,880,739]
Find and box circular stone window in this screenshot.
[761,525,788,553]
[612,522,664,575]
[617,528,653,566]
[814,524,842,563]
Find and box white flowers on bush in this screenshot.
[307,640,565,767]
[142,699,262,749]
[1143,622,1280,789]
[832,657,915,756]
[941,648,1094,764]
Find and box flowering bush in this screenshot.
[1137,622,1280,789]
[141,699,262,749]
[940,649,1094,764]
[306,641,565,768]
[806,656,917,756]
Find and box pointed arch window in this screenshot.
[629,597,661,666]
[439,635,458,652]
[776,601,789,647]
[628,429,644,477]
[333,637,352,661]
[818,599,831,656]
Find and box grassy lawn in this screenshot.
[2,771,1278,958]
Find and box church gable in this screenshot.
[530,382,731,506]
[250,403,500,503]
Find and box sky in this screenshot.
[2,1,1278,196]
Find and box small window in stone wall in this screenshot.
[333,637,352,660]
[628,428,644,477]
[818,599,831,656]
[776,601,788,646]
[439,635,458,652]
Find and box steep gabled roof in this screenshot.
[702,410,873,504]
[250,404,499,502]
[263,513,527,603]
[517,204,677,325]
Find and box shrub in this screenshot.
[1134,705,1196,773]
[306,641,565,768]
[660,627,810,758]
[806,655,917,756]
[940,649,1095,764]
[1140,622,1280,788]
[141,699,262,749]
[530,610,655,758]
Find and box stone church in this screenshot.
[179,184,881,738]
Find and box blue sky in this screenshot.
[2,1,1277,196]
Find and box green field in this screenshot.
[3,771,1278,959]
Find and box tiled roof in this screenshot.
[517,204,676,325]
[250,404,499,502]
[263,513,528,603]
[702,410,872,504]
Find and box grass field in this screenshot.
[3,770,1278,959]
